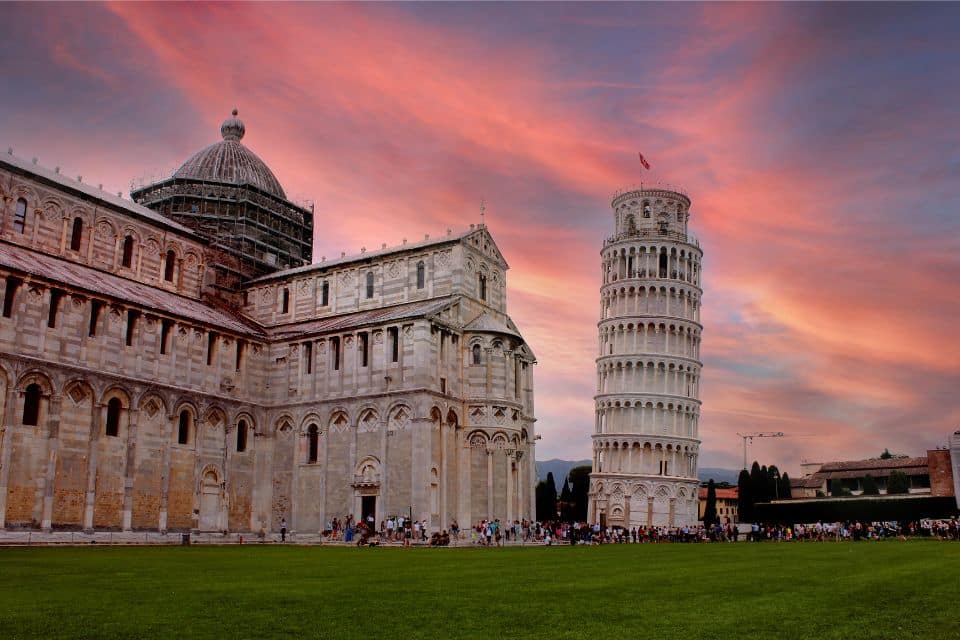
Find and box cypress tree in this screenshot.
[737,469,752,522]
[560,478,572,522]
[536,472,559,521]
[779,472,793,500]
[750,462,764,505]
[767,465,781,501]
[568,465,592,522]
[703,480,718,527]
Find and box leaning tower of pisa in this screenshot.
[588,187,703,529]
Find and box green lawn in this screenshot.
[1,542,957,639]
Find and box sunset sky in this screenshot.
[2,2,958,474]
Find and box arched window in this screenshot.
[478,274,487,301]
[121,235,135,268]
[22,383,41,426]
[164,250,176,282]
[659,252,668,278]
[70,217,83,251]
[177,410,191,445]
[307,424,319,463]
[416,261,425,289]
[13,198,27,234]
[642,201,651,218]
[472,344,482,365]
[236,419,248,453]
[365,272,374,299]
[105,398,122,437]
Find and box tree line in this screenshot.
[737,461,793,523]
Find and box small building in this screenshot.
[698,486,738,524]
[792,450,956,499]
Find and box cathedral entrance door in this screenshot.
[361,496,376,526]
[199,470,221,531]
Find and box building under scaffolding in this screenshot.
[131,110,313,292]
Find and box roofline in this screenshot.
[246,224,507,286]
[1,154,200,240]
[0,239,264,339]
[247,233,468,286]
[267,296,457,340]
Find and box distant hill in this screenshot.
[698,467,741,485]
[536,459,591,488]
[536,460,741,488]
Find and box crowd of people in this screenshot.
[290,514,958,546]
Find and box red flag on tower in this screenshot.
[638,152,650,170]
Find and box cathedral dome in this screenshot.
[173,109,286,199]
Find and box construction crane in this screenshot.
[736,432,785,470]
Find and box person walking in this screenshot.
[280,517,287,543]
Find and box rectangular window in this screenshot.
[125,310,139,346]
[3,277,22,318]
[440,377,447,394]
[13,199,27,234]
[160,319,173,355]
[321,281,329,306]
[47,289,64,328]
[281,288,290,314]
[359,332,369,367]
[207,332,217,366]
[388,327,399,362]
[88,300,103,337]
[236,340,245,372]
[304,342,313,374]
[331,336,340,371]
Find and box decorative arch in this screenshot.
[355,456,381,483]
[387,404,412,431]
[467,431,488,447]
[17,370,54,395]
[328,409,350,432]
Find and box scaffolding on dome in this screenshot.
[130,176,314,292]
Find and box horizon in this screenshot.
[2,2,958,477]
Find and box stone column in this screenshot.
[59,217,69,254]
[505,451,513,523]
[82,401,103,531]
[40,394,62,531]
[439,419,447,530]
[0,382,19,528]
[456,433,467,527]
[486,448,494,520]
[158,416,172,532]
[121,407,139,531]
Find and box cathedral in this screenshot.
[0,111,537,535]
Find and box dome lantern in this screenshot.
[220,108,245,142]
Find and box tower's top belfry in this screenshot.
[609,187,693,245]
